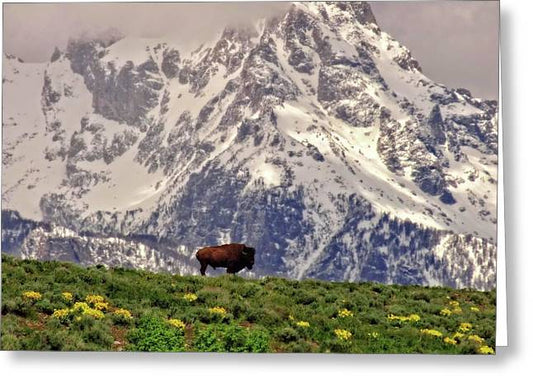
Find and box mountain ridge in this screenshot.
[2,2,498,290]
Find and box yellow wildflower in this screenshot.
[452,332,465,340]
[81,308,104,319]
[72,302,91,312]
[86,294,105,305]
[447,301,462,314]
[478,345,495,355]
[338,308,354,318]
[367,332,379,339]
[440,308,452,317]
[22,291,42,300]
[334,329,352,341]
[420,329,443,337]
[52,308,70,319]
[71,302,104,318]
[183,293,198,302]
[288,314,295,321]
[444,337,457,345]
[459,322,473,333]
[387,313,398,320]
[113,308,132,319]
[62,292,73,301]
[94,302,109,311]
[296,321,310,328]
[208,306,227,315]
[168,319,186,330]
[470,306,480,312]
[388,313,420,323]
[468,335,484,344]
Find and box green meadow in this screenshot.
[1,254,496,354]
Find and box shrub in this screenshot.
[285,339,313,353]
[150,290,173,309]
[294,290,315,305]
[245,329,270,352]
[7,297,33,318]
[2,298,21,316]
[112,308,133,325]
[361,312,381,325]
[276,327,299,343]
[80,269,103,285]
[128,315,185,352]
[70,314,96,331]
[0,334,21,350]
[192,324,271,353]
[204,307,232,324]
[222,325,248,352]
[194,326,224,352]
[243,307,281,327]
[412,291,431,303]
[35,299,55,315]
[53,267,77,283]
[80,321,114,349]
[240,283,262,298]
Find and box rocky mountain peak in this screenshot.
[220,25,259,41]
[4,53,24,63]
[295,1,378,27]
[2,2,498,290]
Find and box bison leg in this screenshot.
[200,262,208,276]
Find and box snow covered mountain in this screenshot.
[2,2,497,290]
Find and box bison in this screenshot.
[195,243,255,276]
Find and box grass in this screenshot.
[0,254,496,354]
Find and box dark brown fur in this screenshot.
[196,243,255,276]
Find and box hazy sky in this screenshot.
[2,1,499,100]
[371,1,499,100]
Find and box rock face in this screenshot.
[2,2,498,289]
[67,39,164,126]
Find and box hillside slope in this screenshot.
[1,255,495,354]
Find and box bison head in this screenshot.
[242,246,255,270]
